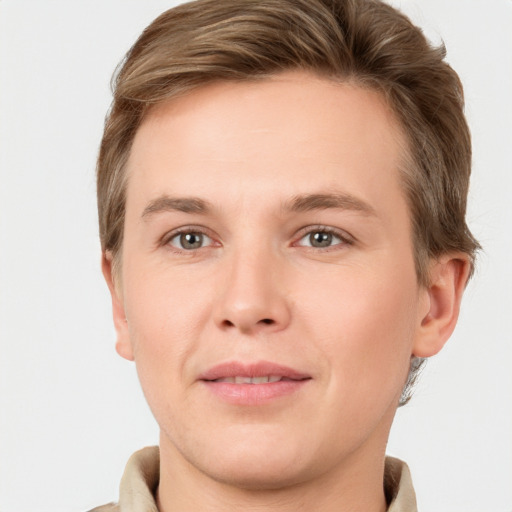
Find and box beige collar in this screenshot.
[91,446,417,511]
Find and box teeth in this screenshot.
[214,376,282,384]
[251,376,269,384]
[235,376,253,384]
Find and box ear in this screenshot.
[101,251,134,361]
[413,253,471,358]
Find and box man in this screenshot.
[92,0,479,510]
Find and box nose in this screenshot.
[213,247,292,335]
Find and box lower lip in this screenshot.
[201,379,310,405]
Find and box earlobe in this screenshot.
[101,252,135,361]
[413,254,471,358]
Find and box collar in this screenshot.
[98,446,417,511]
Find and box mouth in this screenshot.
[199,360,310,383]
[199,361,311,404]
[211,375,300,384]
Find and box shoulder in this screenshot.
[385,456,418,512]
[85,446,159,512]
[86,503,119,512]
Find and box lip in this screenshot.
[199,361,310,381]
[199,361,311,405]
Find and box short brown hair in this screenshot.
[97,0,479,404]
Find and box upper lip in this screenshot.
[199,361,311,381]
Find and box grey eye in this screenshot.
[309,231,333,247]
[169,232,212,250]
[298,230,344,248]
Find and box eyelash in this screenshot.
[161,226,216,253]
[294,225,354,251]
[160,225,354,253]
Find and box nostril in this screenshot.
[218,317,278,330]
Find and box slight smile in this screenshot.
[199,361,312,405]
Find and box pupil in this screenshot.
[180,232,203,249]
[310,231,332,247]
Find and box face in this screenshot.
[108,71,433,488]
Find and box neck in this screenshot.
[156,433,390,512]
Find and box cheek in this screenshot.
[121,261,214,389]
[124,256,211,335]
[298,263,419,397]
[119,268,208,431]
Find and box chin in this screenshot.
[205,458,310,491]
[189,429,317,490]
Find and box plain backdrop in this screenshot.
[0,1,511,511]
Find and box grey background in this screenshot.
[1,1,511,510]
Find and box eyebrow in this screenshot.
[284,193,376,216]
[141,192,376,219]
[142,196,212,218]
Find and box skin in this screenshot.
[103,70,469,511]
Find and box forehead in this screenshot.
[125,71,409,222]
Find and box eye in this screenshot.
[168,231,213,250]
[296,228,350,249]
